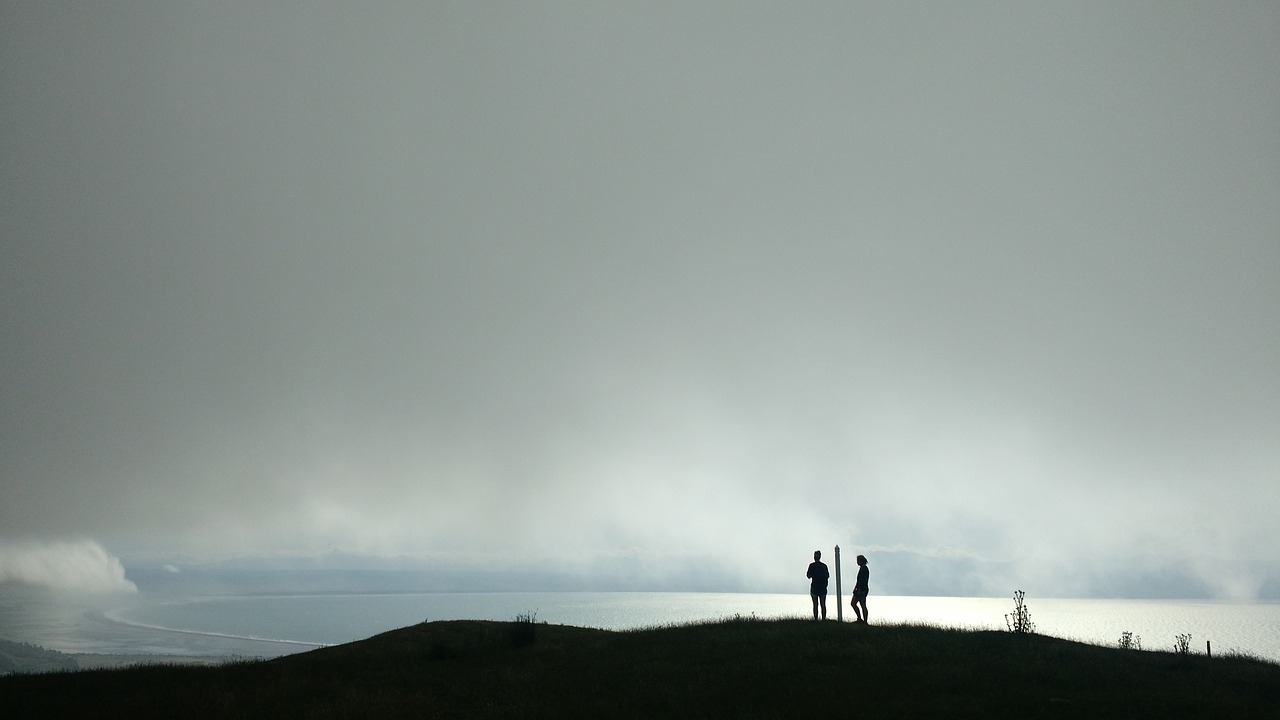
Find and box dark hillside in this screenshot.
[2,618,1278,718]
[0,638,78,675]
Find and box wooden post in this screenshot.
[834,545,843,622]
[1207,640,1211,658]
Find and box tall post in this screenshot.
[834,545,843,622]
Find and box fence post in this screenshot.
[1207,640,1211,658]
[834,545,843,622]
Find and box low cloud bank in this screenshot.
[0,539,138,593]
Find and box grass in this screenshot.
[2,617,1278,718]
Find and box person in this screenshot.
[850,554,869,623]
[806,550,829,620]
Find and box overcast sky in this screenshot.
[2,2,1277,599]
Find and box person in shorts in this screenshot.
[850,554,870,623]
[806,550,830,620]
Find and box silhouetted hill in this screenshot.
[0,638,78,675]
[2,618,1278,718]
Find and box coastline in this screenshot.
[100,608,328,653]
[3,614,323,674]
[85,609,324,660]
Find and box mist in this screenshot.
[0,541,137,594]
[2,3,1277,600]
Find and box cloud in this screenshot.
[0,3,1276,601]
[0,540,138,593]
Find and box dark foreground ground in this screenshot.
[3,618,1278,718]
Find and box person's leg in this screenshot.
[818,593,827,620]
[811,593,819,620]
[856,596,868,623]
[851,594,863,622]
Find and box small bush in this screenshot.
[1004,590,1035,634]
[1118,631,1142,650]
[1174,633,1192,655]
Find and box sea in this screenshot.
[3,584,1279,664]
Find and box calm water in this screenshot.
[4,589,1278,663]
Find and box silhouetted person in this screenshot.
[850,554,869,623]
[806,550,829,620]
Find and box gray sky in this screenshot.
[3,2,1277,599]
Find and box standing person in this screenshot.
[806,550,830,620]
[851,554,870,623]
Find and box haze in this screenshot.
[2,2,1277,599]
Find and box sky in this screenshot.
[2,2,1277,600]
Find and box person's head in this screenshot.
[857,554,867,566]
[814,550,821,561]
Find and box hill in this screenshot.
[0,638,78,675]
[2,617,1278,718]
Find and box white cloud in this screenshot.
[0,540,138,593]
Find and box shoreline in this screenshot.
[99,608,329,651]
[57,609,326,662]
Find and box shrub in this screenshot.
[1118,631,1142,650]
[1174,633,1192,655]
[1004,590,1035,634]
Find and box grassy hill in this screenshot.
[0,638,78,675]
[2,617,1278,718]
